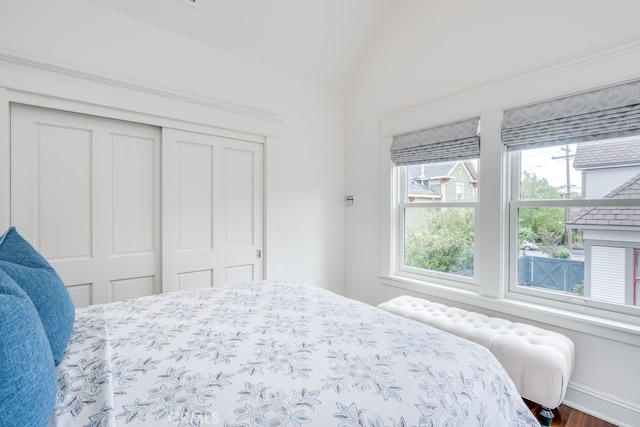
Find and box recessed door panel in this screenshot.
[225,264,253,284]
[178,269,214,291]
[38,124,93,260]
[178,142,214,250]
[111,276,155,302]
[163,128,264,291]
[112,134,157,255]
[11,103,161,306]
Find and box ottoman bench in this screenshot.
[378,295,574,426]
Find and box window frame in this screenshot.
[506,148,640,319]
[378,44,640,338]
[394,162,479,290]
[635,248,640,306]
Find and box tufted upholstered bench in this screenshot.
[378,295,575,426]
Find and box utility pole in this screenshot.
[552,145,575,250]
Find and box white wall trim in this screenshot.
[565,381,640,427]
[0,51,280,126]
[379,275,640,344]
[379,40,640,138]
[0,51,280,139]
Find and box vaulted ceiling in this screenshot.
[88,0,395,90]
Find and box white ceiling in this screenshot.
[88,0,395,90]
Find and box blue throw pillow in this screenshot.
[0,268,57,427]
[0,227,75,364]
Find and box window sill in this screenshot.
[380,275,640,345]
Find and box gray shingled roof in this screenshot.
[407,161,456,179]
[567,173,640,227]
[407,180,441,197]
[407,160,477,180]
[573,139,640,169]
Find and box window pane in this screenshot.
[404,160,478,203]
[520,137,640,201]
[404,207,474,278]
[517,206,584,294]
[516,205,640,308]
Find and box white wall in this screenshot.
[0,0,345,293]
[345,0,640,425]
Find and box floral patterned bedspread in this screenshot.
[49,280,540,427]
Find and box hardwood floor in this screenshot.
[525,400,618,427]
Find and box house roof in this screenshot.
[408,161,456,180]
[407,180,441,198]
[407,160,478,181]
[407,160,478,199]
[573,139,640,170]
[566,173,640,227]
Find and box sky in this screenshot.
[521,144,582,196]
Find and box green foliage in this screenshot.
[550,247,571,259]
[518,226,536,245]
[521,171,562,200]
[573,281,585,296]
[404,208,474,275]
[519,171,566,247]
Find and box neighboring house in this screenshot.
[568,140,640,306]
[405,160,478,231]
[573,138,640,199]
[407,160,478,202]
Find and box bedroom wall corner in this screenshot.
[344,1,640,425]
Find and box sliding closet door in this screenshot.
[10,104,161,306]
[162,128,264,292]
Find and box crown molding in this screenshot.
[0,51,281,125]
[380,40,640,137]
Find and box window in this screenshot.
[510,140,640,309]
[391,117,480,285]
[398,160,478,281]
[456,183,464,201]
[382,60,640,339]
[504,80,640,314]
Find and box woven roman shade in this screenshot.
[390,117,480,165]
[502,80,640,151]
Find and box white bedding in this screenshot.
[49,280,540,426]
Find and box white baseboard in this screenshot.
[564,381,640,427]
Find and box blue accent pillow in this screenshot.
[0,227,75,364]
[0,268,57,426]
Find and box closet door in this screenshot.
[10,104,161,306]
[162,128,264,291]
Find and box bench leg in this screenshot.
[539,406,554,426]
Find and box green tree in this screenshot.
[519,172,565,247]
[521,171,563,200]
[405,208,474,274]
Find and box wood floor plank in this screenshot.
[525,400,618,427]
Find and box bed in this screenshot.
[47,280,540,426]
